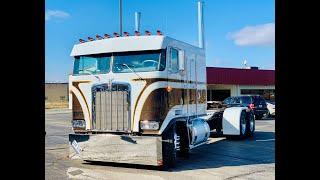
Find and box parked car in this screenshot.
[207,101,223,109]
[266,100,275,117]
[223,95,268,120]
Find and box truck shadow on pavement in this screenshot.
[83,161,161,171]
[83,131,274,172]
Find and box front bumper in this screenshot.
[69,133,163,166]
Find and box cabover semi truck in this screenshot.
[68,2,255,169]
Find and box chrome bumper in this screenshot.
[69,133,163,166]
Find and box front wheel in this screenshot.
[161,123,178,170]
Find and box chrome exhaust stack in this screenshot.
[198,1,205,49]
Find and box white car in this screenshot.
[266,101,275,116]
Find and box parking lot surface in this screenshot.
[45,109,275,180]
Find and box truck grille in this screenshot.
[92,83,131,132]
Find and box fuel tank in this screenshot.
[190,118,210,145]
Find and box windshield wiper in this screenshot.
[122,63,143,80]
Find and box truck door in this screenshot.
[167,47,184,116]
[188,54,197,117]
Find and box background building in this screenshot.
[206,67,275,101]
[45,83,69,106]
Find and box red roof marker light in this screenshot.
[123,32,130,37]
[134,31,141,36]
[145,30,151,35]
[88,37,94,41]
[156,30,162,35]
[104,34,110,39]
[113,32,120,37]
[96,34,102,40]
[79,39,85,43]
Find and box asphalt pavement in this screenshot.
[45,109,275,180]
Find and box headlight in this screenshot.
[140,120,160,130]
[72,120,86,129]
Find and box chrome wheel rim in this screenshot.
[174,131,180,151]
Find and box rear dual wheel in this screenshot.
[235,110,255,139]
[239,111,247,139]
[246,111,255,137]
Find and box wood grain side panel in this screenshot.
[72,92,84,120]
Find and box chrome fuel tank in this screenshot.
[190,118,210,145]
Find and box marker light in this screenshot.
[96,34,102,40]
[145,30,151,35]
[88,37,94,41]
[113,32,120,37]
[134,31,141,36]
[156,30,162,35]
[104,34,110,39]
[123,32,130,36]
[79,39,85,43]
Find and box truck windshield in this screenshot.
[112,50,166,73]
[73,55,111,75]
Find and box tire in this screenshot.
[161,123,177,170]
[176,122,189,158]
[225,110,247,140]
[239,110,247,139]
[216,127,222,135]
[178,147,189,158]
[246,111,255,137]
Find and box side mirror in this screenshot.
[178,50,185,71]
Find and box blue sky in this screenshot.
[45,0,274,82]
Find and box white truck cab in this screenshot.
[69,35,206,133]
[68,32,255,169]
[68,0,254,170]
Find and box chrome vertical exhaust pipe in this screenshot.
[135,12,141,32]
[198,1,205,49]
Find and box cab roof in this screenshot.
[70,35,203,56]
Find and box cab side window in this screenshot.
[170,48,179,73]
